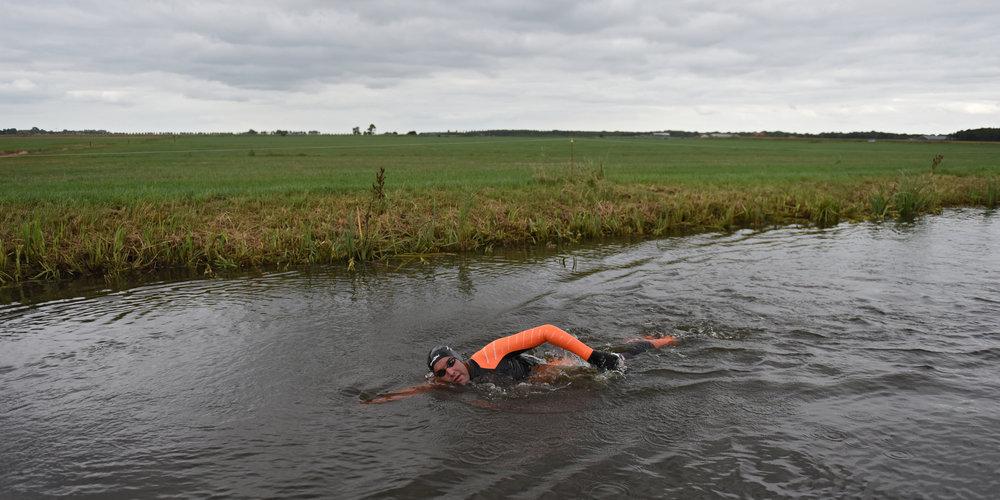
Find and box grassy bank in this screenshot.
[1,135,998,282]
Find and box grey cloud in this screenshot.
[8,1,998,88]
[1,0,998,132]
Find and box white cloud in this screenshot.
[5,79,37,91]
[65,90,132,105]
[937,102,1000,115]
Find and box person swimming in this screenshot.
[361,324,675,404]
[428,324,676,385]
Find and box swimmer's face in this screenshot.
[432,356,470,385]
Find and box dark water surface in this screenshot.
[2,210,999,498]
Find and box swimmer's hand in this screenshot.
[587,350,623,371]
[360,383,439,404]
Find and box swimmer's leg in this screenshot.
[612,335,677,359]
[644,335,678,349]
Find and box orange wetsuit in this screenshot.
[465,324,673,383]
[364,327,676,403]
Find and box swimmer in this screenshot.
[362,324,676,403]
[428,324,676,386]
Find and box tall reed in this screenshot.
[893,176,934,222]
[986,178,999,208]
[868,191,890,221]
[810,198,841,228]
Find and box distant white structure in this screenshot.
[922,135,948,141]
[701,133,734,138]
[651,132,671,137]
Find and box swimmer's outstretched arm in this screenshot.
[470,324,622,370]
[360,383,439,404]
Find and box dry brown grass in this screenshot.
[2,173,996,282]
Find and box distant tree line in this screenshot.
[433,129,997,141]
[0,128,333,136]
[352,124,379,135]
[813,130,918,140]
[1,126,110,135]
[4,126,998,141]
[439,129,688,138]
[951,128,1000,141]
[442,129,933,140]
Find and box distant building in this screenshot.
[922,135,948,141]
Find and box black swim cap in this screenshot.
[427,345,462,372]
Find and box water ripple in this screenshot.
[2,209,1000,497]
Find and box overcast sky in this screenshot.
[2,0,997,134]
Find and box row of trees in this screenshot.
[1,127,109,135]
[0,126,420,136]
[348,124,417,136]
[352,124,377,135]
[4,126,998,141]
[952,128,1000,141]
[243,129,321,136]
[443,128,1000,141]
[439,129,921,139]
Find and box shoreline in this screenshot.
[2,173,997,283]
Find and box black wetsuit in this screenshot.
[466,340,657,384]
[466,351,542,384]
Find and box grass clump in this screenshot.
[868,190,891,221]
[810,197,841,228]
[971,177,1000,208]
[893,176,935,222]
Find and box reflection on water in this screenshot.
[2,209,999,497]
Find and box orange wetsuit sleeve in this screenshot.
[470,324,594,369]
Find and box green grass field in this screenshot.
[2,134,998,282]
[3,134,999,200]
